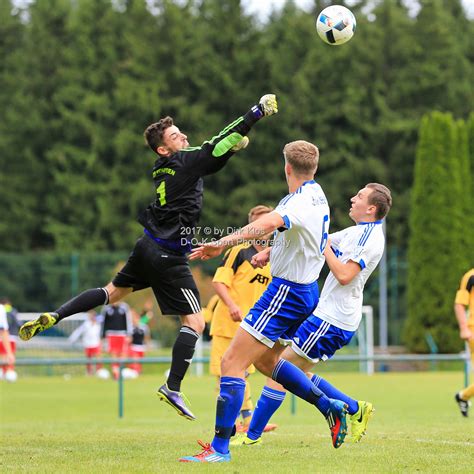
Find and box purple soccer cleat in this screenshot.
[157,383,196,420]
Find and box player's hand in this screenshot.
[189,242,225,261]
[230,136,249,152]
[228,303,243,322]
[323,239,333,256]
[251,248,271,268]
[259,94,278,116]
[460,327,473,341]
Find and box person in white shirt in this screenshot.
[180,140,351,464]
[0,298,18,375]
[0,304,15,372]
[237,183,392,447]
[68,310,103,375]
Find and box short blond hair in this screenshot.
[248,205,273,223]
[283,140,319,177]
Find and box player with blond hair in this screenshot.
[210,204,276,433]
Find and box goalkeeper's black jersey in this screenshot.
[138,108,260,241]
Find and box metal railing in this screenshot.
[13,352,470,418]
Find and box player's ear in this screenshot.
[156,145,169,156]
[367,204,377,216]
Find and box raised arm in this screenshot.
[181,94,278,176]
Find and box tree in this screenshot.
[404,112,468,352]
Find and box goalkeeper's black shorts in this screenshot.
[113,234,201,316]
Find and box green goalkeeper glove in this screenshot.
[259,94,278,116]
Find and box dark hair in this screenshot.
[366,183,392,220]
[283,140,319,176]
[144,116,174,154]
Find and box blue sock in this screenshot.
[247,386,286,440]
[311,374,358,415]
[272,359,330,414]
[211,376,246,454]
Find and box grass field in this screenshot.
[1,371,472,473]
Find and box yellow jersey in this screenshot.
[202,294,219,324]
[210,243,271,338]
[455,268,474,327]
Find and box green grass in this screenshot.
[1,371,472,473]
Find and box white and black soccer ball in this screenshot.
[316,5,356,46]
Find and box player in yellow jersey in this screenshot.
[454,267,474,417]
[210,205,276,432]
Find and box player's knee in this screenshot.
[221,347,244,375]
[181,313,205,334]
[254,355,278,377]
[105,283,131,303]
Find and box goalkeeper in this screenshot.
[19,94,278,421]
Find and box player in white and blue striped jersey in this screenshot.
[237,183,392,447]
[180,140,348,463]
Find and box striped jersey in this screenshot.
[270,180,330,284]
[315,221,385,331]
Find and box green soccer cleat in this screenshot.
[230,433,262,446]
[350,401,375,443]
[19,312,58,341]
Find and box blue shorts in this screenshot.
[240,277,319,348]
[291,314,355,363]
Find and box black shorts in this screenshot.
[112,235,201,316]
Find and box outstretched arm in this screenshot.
[190,212,284,261]
[182,94,278,175]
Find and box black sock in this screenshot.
[167,326,200,391]
[54,288,109,322]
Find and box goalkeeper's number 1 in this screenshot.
[156,181,166,206]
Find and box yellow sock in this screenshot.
[240,380,254,412]
[460,383,474,400]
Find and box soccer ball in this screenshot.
[121,367,139,379]
[316,5,356,46]
[96,367,111,379]
[5,369,18,383]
